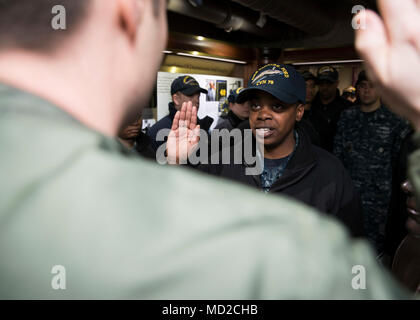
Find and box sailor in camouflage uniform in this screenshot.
[334,71,410,253]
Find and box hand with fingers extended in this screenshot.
[355,0,420,130]
[167,101,201,164]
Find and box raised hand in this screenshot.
[167,101,201,164]
[355,0,420,130]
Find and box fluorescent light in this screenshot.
[176,52,247,64]
[197,36,205,41]
[292,59,364,65]
[163,50,173,54]
[188,0,203,7]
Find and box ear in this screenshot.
[172,93,179,105]
[296,104,304,121]
[117,0,144,43]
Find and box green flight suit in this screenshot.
[0,83,410,299]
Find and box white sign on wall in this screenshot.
[157,72,243,130]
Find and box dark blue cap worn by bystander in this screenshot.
[236,64,306,104]
[355,70,369,87]
[317,66,339,83]
[170,75,208,96]
[228,87,245,103]
[301,71,317,82]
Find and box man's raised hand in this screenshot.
[355,0,420,129]
[167,101,201,164]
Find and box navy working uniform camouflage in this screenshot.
[334,105,411,252]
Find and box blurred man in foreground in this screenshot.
[0,0,410,299]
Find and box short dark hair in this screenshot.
[0,0,90,51]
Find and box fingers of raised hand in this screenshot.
[355,10,388,84]
[185,101,193,128]
[378,0,420,45]
[190,106,198,130]
[180,102,188,122]
[171,111,180,131]
[193,125,201,143]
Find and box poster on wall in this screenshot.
[157,72,243,130]
[205,80,216,102]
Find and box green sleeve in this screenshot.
[333,114,345,163]
[0,152,410,299]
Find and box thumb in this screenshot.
[355,10,388,83]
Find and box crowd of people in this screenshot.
[1,0,420,299]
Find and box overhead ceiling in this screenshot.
[167,0,378,50]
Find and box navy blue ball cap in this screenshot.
[355,70,369,86]
[301,71,317,82]
[317,65,339,83]
[227,87,245,103]
[236,64,306,104]
[171,75,208,96]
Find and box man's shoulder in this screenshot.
[337,96,354,108]
[380,105,409,124]
[214,118,232,131]
[338,106,361,122]
[147,115,172,138]
[198,116,215,132]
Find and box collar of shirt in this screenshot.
[260,131,299,193]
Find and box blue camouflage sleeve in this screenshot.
[333,113,346,163]
[392,118,411,166]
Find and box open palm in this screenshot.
[167,101,201,164]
